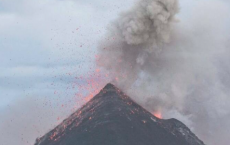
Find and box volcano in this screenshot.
[35,83,205,145]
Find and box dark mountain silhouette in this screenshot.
[35,83,205,145]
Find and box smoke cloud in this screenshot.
[98,0,179,89]
[97,0,230,145]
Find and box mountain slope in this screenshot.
[35,83,205,145]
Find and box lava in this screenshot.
[153,112,162,119]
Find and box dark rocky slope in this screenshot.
[35,83,205,145]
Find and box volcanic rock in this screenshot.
[35,83,205,145]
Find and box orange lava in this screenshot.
[153,112,162,119]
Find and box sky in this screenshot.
[0,0,230,145]
[0,0,134,144]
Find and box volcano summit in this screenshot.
[35,83,205,145]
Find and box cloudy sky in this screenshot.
[0,0,230,145]
[0,0,135,144]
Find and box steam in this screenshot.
[97,0,230,145]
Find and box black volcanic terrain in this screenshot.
[35,83,205,145]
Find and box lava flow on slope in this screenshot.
[35,83,205,145]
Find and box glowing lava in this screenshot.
[153,112,162,119]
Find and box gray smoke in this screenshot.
[97,0,230,145]
[98,0,179,89]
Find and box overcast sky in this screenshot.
[0,0,133,108]
[0,0,230,145]
[0,0,135,144]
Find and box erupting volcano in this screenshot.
[34,83,205,145]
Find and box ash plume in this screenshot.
[98,0,179,90]
[98,0,180,112]
[97,0,230,145]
